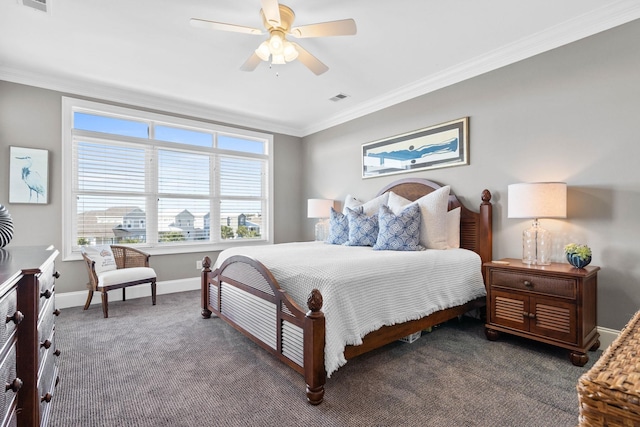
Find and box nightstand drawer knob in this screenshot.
[523,280,533,287]
[522,312,537,319]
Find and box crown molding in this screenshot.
[301,0,640,136]
[0,66,303,137]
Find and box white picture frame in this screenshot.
[9,146,49,204]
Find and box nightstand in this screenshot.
[484,258,600,366]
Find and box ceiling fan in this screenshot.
[190,0,357,75]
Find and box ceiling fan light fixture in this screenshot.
[283,41,298,62]
[269,32,284,52]
[255,41,271,61]
[271,53,286,65]
[195,2,356,74]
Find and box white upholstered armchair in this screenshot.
[81,245,157,318]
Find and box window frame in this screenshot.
[62,97,274,261]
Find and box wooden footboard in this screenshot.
[201,255,326,404]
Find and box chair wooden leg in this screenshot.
[101,292,109,318]
[122,287,126,301]
[151,281,157,306]
[83,289,94,310]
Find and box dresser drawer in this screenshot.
[38,260,56,315]
[489,270,576,298]
[38,295,56,351]
[38,345,59,426]
[0,288,20,358]
[0,345,20,426]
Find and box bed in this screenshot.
[200,177,493,404]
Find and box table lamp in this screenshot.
[307,199,334,241]
[508,182,567,265]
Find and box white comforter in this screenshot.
[214,242,486,377]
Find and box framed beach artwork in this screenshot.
[362,117,469,178]
[9,146,49,204]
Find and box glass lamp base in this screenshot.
[522,219,551,265]
[314,220,327,241]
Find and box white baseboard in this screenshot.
[55,276,200,309]
[597,326,619,350]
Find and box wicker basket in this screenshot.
[577,310,640,426]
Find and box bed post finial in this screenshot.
[304,288,326,405]
[202,256,211,271]
[481,189,492,205]
[307,288,323,313]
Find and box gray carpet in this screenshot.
[49,290,600,426]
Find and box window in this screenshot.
[62,98,273,259]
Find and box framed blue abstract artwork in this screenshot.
[9,146,49,204]
[362,117,469,178]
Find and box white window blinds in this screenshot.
[63,97,272,258]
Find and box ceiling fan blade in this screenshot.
[240,52,262,72]
[190,18,263,35]
[260,0,281,27]
[290,19,357,38]
[291,43,329,75]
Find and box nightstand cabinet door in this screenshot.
[490,290,529,331]
[529,296,576,344]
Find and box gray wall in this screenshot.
[302,20,640,330]
[0,81,304,294]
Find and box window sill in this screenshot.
[62,239,273,261]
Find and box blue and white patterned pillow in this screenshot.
[344,207,379,247]
[325,207,352,245]
[373,204,423,251]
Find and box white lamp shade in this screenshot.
[508,182,567,219]
[307,199,334,219]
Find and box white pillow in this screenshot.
[388,186,451,249]
[82,245,117,274]
[342,192,389,216]
[447,207,461,249]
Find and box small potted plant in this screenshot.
[564,243,592,268]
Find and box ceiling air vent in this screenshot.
[329,93,349,102]
[21,0,48,13]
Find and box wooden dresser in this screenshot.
[0,246,61,427]
[484,258,600,366]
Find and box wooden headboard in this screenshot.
[376,178,493,265]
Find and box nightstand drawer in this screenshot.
[489,270,576,298]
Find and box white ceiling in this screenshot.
[1,0,639,137]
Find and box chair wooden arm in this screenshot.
[110,245,151,269]
[81,252,100,291]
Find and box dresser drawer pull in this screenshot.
[5,378,23,393]
[53,271,60,279]
[53,309,61,316]
[6,311,24,325]
[54,349,61,357]
[523,312,537,319]
[41,392,53,403]
[40,289,52,299]
[523,280,533,287]
[41,339,52,349]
